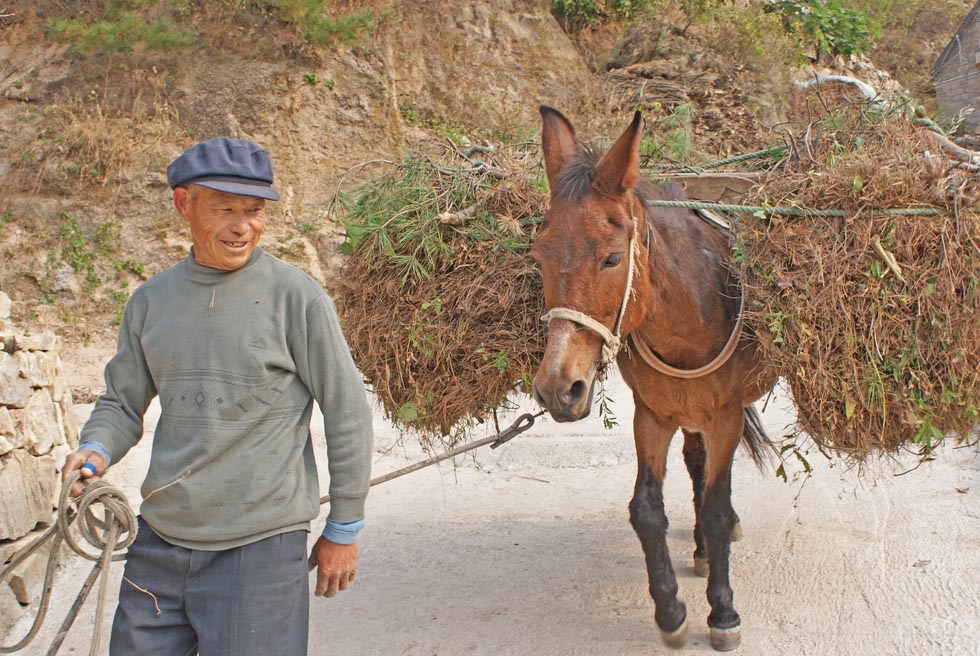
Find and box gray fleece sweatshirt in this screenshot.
[79,247,373,550]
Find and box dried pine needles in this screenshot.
[738,103,980,459]
[336,145,547,446]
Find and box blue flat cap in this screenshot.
[166,137,280,200]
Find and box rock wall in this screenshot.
[0,290,77,637]
[932,5,980,133]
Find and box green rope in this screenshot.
[645,199,943,217]
[913,117,947,136]
[701,147,785,169]
[463,145,496,158]
[642,147,785,172]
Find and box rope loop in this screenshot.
[1,473,136,655]
[59,472,137,562]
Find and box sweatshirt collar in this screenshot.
[184,246,264,282]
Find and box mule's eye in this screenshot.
[602,253,623,269]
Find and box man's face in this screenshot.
[174,185,266,270]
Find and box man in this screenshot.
[61,137,374,655]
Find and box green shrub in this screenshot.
[48,11,192,53]
[772,0,880,60]
[45,1,374,54]
[301,7,375,45]
[703,2,807,70]
[551,0,655,30]
[259,1,375,45]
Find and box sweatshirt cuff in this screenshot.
[77,441,112,468]
[322,519,364,545]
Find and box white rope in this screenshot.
[540,214,640,365]
[540,307,622,364]
[539,201,745,378]
[0,473,136,655]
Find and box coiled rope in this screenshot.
[0,472,136,656]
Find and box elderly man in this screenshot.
[61,137,374,655]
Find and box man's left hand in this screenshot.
[308,537,358,598]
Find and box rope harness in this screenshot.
[539,199,745,379]
[644,198,942,217]
[540,211,640,366]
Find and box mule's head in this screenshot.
[530,106,649,422]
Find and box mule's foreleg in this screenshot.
[700,410,745,651]
[681,430,708,577]
[630,409,686,648]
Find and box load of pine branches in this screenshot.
[337,101,980,461]
[737,102,980,459]
[336,145,547,447]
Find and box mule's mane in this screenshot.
[552,143,602,202]
[552,141,686,210]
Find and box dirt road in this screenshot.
[9,373,980,655]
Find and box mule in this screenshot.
[530,106,776,651]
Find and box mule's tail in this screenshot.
[741,404,776,470]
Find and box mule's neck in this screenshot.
[630,201,739,370]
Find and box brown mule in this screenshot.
[530,106,775,651]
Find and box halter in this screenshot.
[540,210,640,365]
[539,200,744,378]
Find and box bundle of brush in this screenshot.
[736,102,980,460]
[336,144,547,447]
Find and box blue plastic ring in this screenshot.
[81,463,97,476]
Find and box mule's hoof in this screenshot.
[693,556,709,578]
[710,626,741,651]
[730,521,744,542]
[660,618,688,649]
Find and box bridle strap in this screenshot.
[540,307,622,364]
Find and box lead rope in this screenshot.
[320,411,542,504]
[0,472,136,656]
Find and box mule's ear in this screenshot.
[595,111,643,195]
[540,105,578,195]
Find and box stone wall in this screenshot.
[0,290,77,637]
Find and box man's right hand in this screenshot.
[62,450,107,497]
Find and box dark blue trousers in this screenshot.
[109,517,309,656]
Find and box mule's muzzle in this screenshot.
[533,376,594,422]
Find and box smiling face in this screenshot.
[174,184,266,270]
